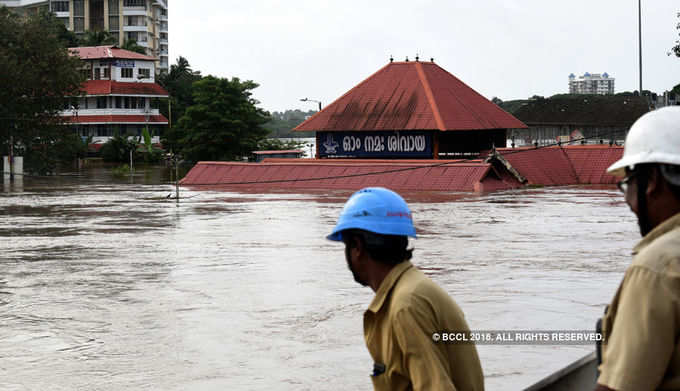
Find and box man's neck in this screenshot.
[367,262,397,293]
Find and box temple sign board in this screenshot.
[317,131,433,158]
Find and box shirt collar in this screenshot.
[367,261,413,314]
[633,212,680,255]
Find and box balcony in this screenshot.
[123,24,148,32]
[122,8,147,16]
[63,108,160,117]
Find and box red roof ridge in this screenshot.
[414,62,445,131]
[294,62,394,130]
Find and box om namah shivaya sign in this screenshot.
[317,131,433,158]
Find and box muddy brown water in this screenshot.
[0,167,637,390]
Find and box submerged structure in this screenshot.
[181,59,624,193]
[297,59,527,159]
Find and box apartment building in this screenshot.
[62,45,169,144]
[0,0,169,73]
[568,72,615,95]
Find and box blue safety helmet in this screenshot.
[327,187,417,241]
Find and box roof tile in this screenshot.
[295,61,527,132]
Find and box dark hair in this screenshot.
[342,229,413,266]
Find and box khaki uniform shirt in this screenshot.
[363,261,484,391]
[598,213,680,390]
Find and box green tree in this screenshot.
[671,12,680,57]
[158,56,202,153]
[671,83,680,97]
[178,76,270,162]
[79,30,117,46]
[0,8,84,174]
[257,138,305,151]
[100,134,137,162]
[262,109,316,138]
[121,39,146,54]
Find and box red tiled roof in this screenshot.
[179,159,524,192]
[499,145,623,185]
[69,46,156,61]
[295,61,527,132]
[80,80,168,96]
[64,114,168,124]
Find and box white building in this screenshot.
[0,0,169,73]
[62,45,169,145]
[568,72,615,95]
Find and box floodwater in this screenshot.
[0,166,638,390]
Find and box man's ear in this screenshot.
[352,235,364,255]
[646,166,663,199]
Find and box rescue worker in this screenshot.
[597,106,680,391]
[327,187,484,391]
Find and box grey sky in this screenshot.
[172,0,680,113]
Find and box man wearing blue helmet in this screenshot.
[328,187,484,391]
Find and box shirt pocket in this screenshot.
[370,373,391,391]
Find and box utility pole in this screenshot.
[638,0,643,94]
[9,134,14,181]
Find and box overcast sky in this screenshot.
[171,0,680,113]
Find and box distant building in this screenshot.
[0,0,169,73]
[651,90,679,109]
[508,95,648,146]
[62,45,169,145]
[568,72,615,95]
[252,150,304,162]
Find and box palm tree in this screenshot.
[79,30,116,46]
[121,39,147,55]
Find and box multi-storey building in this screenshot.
[0,0,169,73]
[62,45,169,145]
[568,72,615,95]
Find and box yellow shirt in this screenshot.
[363,261,484,391]
[598,212,680,390]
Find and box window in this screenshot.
[52,1,69,12]
[80,68,91,80]
[94,68,101,80]
[103,67,110,79]
[125,15,146,26]
[138,68,150,79]
[96,97,107,109]
[109,16,119,31]
[115,96,122,108]
[123,0,146,8]
[72,0,84,16]
[108,0,119,14]
[121,68,133,78]
[74,18,85,33]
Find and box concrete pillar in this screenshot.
[3,156,23,176]
[69,0,74,30]
[103,0,108,30]
[119,0,124,46]
[84,0,89,30]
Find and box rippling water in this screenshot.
[0,167,637,390]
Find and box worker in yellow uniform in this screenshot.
[327,187,484,391]
[597,106,680,391]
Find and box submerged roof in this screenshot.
[69,46,156,61]
[498,145,623,185]
[179,159,524,192]
[295,61,527,132]
[80,80,169,97]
